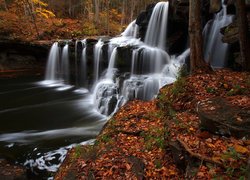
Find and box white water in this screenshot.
[80,40,87,87]
[203,3,234,68]
[45,42,60,81]
[61,44,69,83]
[93,40,104,83]
[144,2,169,49]
[44,2,181,117]
[105,47,118,80]
[91,2,178,115]
[121,20,139,38]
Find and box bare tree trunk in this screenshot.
[94,0,100,23]
[25,0,40,39]
[130,0,135,22]
[236,0,250,71]
[3,0,8,11]
[106,0,110,35]
[121,0,125,26]
[189,0,208,72]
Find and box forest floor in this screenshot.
[55,69,250,179]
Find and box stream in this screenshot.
[0,75,106,177]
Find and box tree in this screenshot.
[189,0,209,72]
[236,0,250,71]
[94,0,100,23]
[15,0,55,39]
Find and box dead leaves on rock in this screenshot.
[159,69,250,179]
[56,69,250,179]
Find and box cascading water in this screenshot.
[45,42,60,81]
[121,20,139,38]
[203,2,234,68]
[44,2,182,116]
[144,2,169,49]
[93,40,104,83]
[61,44,70,83]
[80,40,87,87]
[44,42,71,85]
[91,1,178,115]
[105,47,118,80]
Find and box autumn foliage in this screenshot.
[0,0,160,41]
[55,69,250,179]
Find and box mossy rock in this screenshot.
[198,97,250,138]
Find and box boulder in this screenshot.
[209,0,221,13]
[197,97,250,138]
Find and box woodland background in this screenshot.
[0,0,160,41]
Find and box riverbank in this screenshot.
[55,69,250,179]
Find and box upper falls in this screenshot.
[144,2,169,49]
[203,2,234,68]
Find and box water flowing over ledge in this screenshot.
[44,1,186,117]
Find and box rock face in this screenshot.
[197,97,250,138]
[0,39,50,71]
[221,2,250,69]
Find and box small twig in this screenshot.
[177,138,224,167]
[117,130,142,136]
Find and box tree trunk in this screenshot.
[94,0,100,23]
[106,0,110,35]
[189,0,208,72]
[3,0,8,11]
[236,0,250,71]
[25,0,40,39]
[121,0,125,26]
[130,0,136,22]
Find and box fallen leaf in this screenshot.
[234,145,248,154]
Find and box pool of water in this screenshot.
[0,76,106,177]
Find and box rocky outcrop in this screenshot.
[197,97,250,138]
[0,39,51,72]
[220,2,250,69]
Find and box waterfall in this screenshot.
[45,42,60,81]
[43,1,183,116]
[61,44,70,83]
[93,40,104,83]
[105,48,118,80]
[203,3,234,68]
[144,2,169,49]
[80,40,87,87]
[121,20,138,38]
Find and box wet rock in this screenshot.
[169,141,187,172]
[221,21,238,44]
[197,97,250,138]
[136,4,155,41]
[127,156,145,179]
[107,96,118,116]
[209,0,222,13]
[0,39,50,71]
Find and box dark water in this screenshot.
[0,76,106,177]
